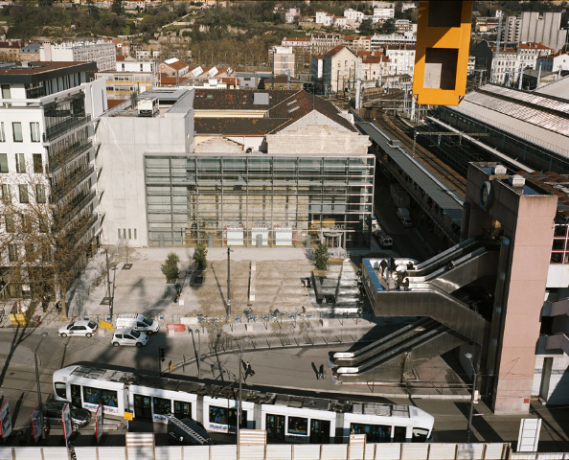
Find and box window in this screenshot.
[15,153,25,173]
[36,184,46,203]
[350,423,392,442]
[288,417,308,435]
[30,122,40,142]
[0,154,8,173]
[0,122,5,142]
[33,154,42,173]
[8,244,17,262]
[41,244,51,263]
[25,242,34,261]
[19,184,29,203]
[102,389,118,407]
[1,184,10,203]
[21,214,32,233]
[83,386,101,404]
[153,397,171,415]
[5,214,14,232]
[39,215,48,233]
[54,382,67,399]
[12,122,22,142]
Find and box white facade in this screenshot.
[40,41,116,72]
[384,46,415,76]
[334,17,349,29]
[537,52,569,72]
[116,61,156,73]
[285,7,300,23]
[323,47,360,94]
[136,50,161,60]
[344,8,365,23]
[373,6,395,23]
[271,46,295,77]
[315,11,334,26]
[520,12,568,52]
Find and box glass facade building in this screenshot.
[145,154,375,249]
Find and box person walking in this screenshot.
[319,364,325,380]
[244,361,255,380]
[402,277,410,291]
[55,301,61,313]
[390,257,397,275]
[379,259,388,278]
[447,260,455,271]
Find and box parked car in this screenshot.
[43,400,91,430]
[112,328,148,347]
[58,320,98,338]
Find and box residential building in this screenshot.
[384,45,415,76]
[519,12,568,52]
[505,12,568,52]
[259,74,304,91]
[311,34,343,54]
[19,43,41,61]
[357,51,389,87]
[401,2,417,12]
[334,16,349,29]
[372,4,395,23]
[95,88,373,250]
[311,54,325,93]
[537,51,569,73]
[0,61,105,300]
[235,73,270,90]
[285,7,300,24]
[40,41,116,72]
[270,46,295,78]
[344,8,365,24]
[281,37,311,48]
[475,17,501,35]
[322,45,360,94]
[0,41,23,61]
[95,60,159,102]
[394,20,416,35]
[343,35,373,52]
[159,57,190,82]
[136,49,161,60]
[315,10,334,27]
[517,42,553,72]
[370,33,416,50]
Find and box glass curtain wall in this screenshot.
[145,155,374,249]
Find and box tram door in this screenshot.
[174,401,192,419]
[309,419,330,444]
[266,414,285,440]
[133,394,152,420]
[71,385,82,408]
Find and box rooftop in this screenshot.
[0,61,96,83]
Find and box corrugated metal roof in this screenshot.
[450,99,569,158]
[535,76,569,101]
[357,122,464,225]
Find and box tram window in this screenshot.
[210,406,228,425]
[412,427,430,442]
[154,397,171,415]
[394,426,406,442]
[174,401,191,419]
[350,423,392,443]
[102,390,118,407]
[84,386,102,404]
[54,382,67,399]
[288,417,308,435]
[71,385,82,408]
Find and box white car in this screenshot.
[59,320,98,338]
[112,328,149,348]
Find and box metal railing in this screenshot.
[51,165,95,199]
[43,114,92,143]
[49,140,93,170]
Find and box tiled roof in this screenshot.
[116,55,126,61]
[163,59,188,71]
[325,45,348,57]
[194,117,288,135]
[0,41,22,49]
[221,77,238,85]
[518,42,551,50]
[160,76,189,85]
[492,47,516,53]
[193,89,297,110]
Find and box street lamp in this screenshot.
[465,352,480,443]
[237,336,250,460]
[35,331,48,440]
[189,328,201,379]
[227,246,234,316]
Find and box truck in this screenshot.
[390,183,411,209]
[396,207,413,228]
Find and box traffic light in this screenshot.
[159,347,165,362]
[413,1,473,106]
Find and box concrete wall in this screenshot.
[96,113,192,247]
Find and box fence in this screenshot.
[0,442,516,460]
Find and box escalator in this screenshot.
[332,318,465,382]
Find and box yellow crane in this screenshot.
[413,1,473,106]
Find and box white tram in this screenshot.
[53,365,434,443]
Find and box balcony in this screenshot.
[43,115,92,143]
[65,213,100,248]
[51,165,95,201]
[49,140,93,171]
[55,190,97,230]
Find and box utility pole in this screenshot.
[105,249,111,300]
[227,246,233,316]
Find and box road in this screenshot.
[2,327,569,451]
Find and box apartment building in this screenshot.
[357,51,389,87]
[344,8,365,24]
[285,7,300,24]
[343,35,373,52]
[269,46,295,77]
[384,45,416,76]
[40,41,116,72]
[95,60,159,102]
[372,4,395,23]
[0,61,106,300]
[504,12,568,52]
[315,10,334,27]
[322,46,360,94]
[537,51,569,72]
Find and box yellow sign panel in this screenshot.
[124,411,133,421]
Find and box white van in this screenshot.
[116,313,160,335]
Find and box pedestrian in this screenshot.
[247,306,254,322]
[402,277,410,291]
[388,276,397,291]
[173,293,180,304]
[319,364,325,380]
[41,301,47,313]
[55,301,61,313]
[244,361,255,380]
[447,260,455,271]
[379,259,388,278]
[390,257,397,275]
[407,261,414,270]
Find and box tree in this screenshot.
[160,252,180,282]
[379,18,397,35]
[193,242,208,270]
[314,243,329,271]
[359,18,374,36]
[111,0,123,16]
